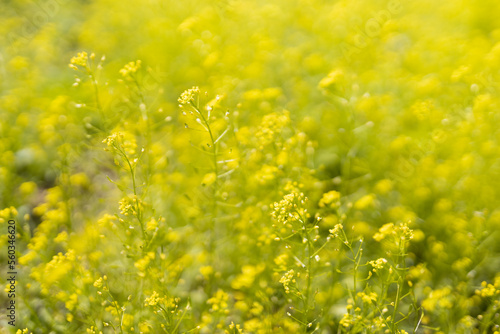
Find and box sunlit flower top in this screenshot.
[119,60,141,78]
[178,86,201,105]
[69,51,88,69]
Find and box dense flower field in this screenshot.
[1,0,500,333]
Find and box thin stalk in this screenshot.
[190,101,218,265]
[392,237,406,333]
[86,67,105,128]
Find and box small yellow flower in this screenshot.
[201,172,217,186]
[119,196,141,216]
[200,265,214,279]
[255,111,290,147]
[119,60,141,78]
[279,269,295,294]
[368,258,388,272]
[476,281,499,297]
[271,183,309,227]
[329,223,344,238]
[319,190,341,209]
[207,289,229,312]
[146,218,158,231]
[354,194,376,210]
[144,291,162,306]
[178,86,200,105]
[318,69,345,90]
[357,291,378,304]
[93,277,103,288]
[16,329,32,334]
[69,52,88,69]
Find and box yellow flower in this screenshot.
[103,132,137,155]
[16,329,32,334]
[54,231,68,243]
[329,223,344,238]
[178,86,200,105]
[255,165,281,185]
[19,181,37,196]
[144,291,162,306]
[279,269,295,294]
[271,183,309,227]
[65,293,78,311]
[373,222,413,242]
[422,287,453,311]
[476,281,499,297]
[119,196,141,216]
[354,194,376,210]
[207,289,229,312]
[374,179,393,194]
[255,111,290,147]
[200,265,214,279]
[368,258,388,272]
[119,60,141,78]
[69,52,88,69]
[0,206,18,223]
[201,172,217,186]
[339,312,353,328]
[357,291,378,304]
[93,277,104,289]
[146,218,158,231]
[103,132,124,147]
[86,326,102,334]
[227,322,243,333]
[319,190,341,209]
[318,69,345,91]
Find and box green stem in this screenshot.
[86,67,105,128]
[191,101,218,266]
[305,232,312,331]
[392,238,406,333]
[117,146,147,242]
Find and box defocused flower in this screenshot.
[178,86,200,105]
[69,51,88,69]
[319,190,341,209]
[119,60,141,78]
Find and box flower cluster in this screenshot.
[476,281,500,298]
[357,291,378,304]
[227,321,243,333]
[279,269,296,294]
[16,329,32,334]
[93,276,108,293]
[368,258,388,272]
[86,326,102,334]
[178,86,200,105]
[271,184,309,227]
[103,132,137,155]
[102,132,124,147]
[119,60,141,78]
[69,51,88,69]
[144,290,161,306]
[119,196,141,216]
[0,206,17,223]
[207,289,229,313]
[255,111,291,147]
[373,221,414,242]
[318,190,341,209]
[329,223,344,238]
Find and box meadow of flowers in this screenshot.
[1,0,500,333]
